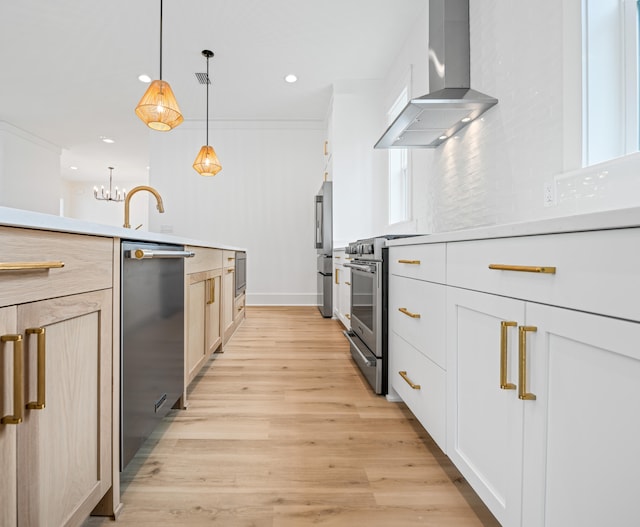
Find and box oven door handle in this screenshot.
[127,249,196,260]
[344,262,376,273]
[343,331,377,367]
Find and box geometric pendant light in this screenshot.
[134,0,184,131]
[193,49,222,176]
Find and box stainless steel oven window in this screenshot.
[352,270,375,332]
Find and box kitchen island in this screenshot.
[0,206,245,526]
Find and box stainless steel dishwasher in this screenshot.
[120,241,194,470]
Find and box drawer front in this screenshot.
[0,227,113,307]
[447,228,640,322]
[389,275,446,368]
[185,246,222,274]
[389,243,446,283]
[223,250,236,268]
[389,331,446,452]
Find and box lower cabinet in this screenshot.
[446,286,640,526]
[1,289,112,527]
[333,251,351,328]
[222,266,236,343]
[186,271,222,385]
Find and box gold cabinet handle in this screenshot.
[518,326,537,401]
[206,278,216,305]
[500,321,517,390]
[324,140,329,155]
[227,268,234,273]
[0,261,65,271]
[1,334,24,424]
[335,268,339,285]
[489,264,556,274]
[399,371,421,390]
[26,328,46,410]
[398,307,421,319]
[345,314,351,320]
[398,259,420,265]
[345,281,351,286]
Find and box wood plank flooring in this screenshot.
[84,306,499,527]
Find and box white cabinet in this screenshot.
[523,304,640,527]
[446,287,526,526]
[388,244,447,452]
[332,250,351,328]
[444,229,640,527]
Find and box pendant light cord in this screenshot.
[159,0,163,80]
[206,54,210,145]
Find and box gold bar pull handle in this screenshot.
[0,261,65,271]
[489,264,556,274]
[345,281,351,286]
[500,321,517,390]
[399,371,421,390]
[1,334,24,424]
[335,268,339,285]
[26,328,46,410]
[345,314,351,320]
[398,259,421,265]
[518,326,537,401]
[398,307,421,319]
[226,268,234,274]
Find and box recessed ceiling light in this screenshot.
[284,74,298,83]
[461,117,472,123]
[138,74,152,83]
[99,136,115,144]
[69,166,78,170]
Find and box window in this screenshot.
[583,0,639,166]
[388,87,410,225]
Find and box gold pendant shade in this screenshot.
[193,145,222,176]
[135,80,184,131]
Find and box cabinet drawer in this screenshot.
[389,243,446,283]
[0,227,113,307]
[447,228,640,322]
[223,250,236,268]
[185,246,222,274]
[389,275,446,368]
[389,331,446,452]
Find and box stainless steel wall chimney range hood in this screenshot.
[374,0,497,149]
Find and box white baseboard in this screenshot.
[246,292,318,306]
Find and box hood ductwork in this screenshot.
[375,0,497,149]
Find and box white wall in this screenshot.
[61,179,149,229]
[148,120,325,306]
[0,122,61,215]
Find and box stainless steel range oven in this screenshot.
[343,235,416,394]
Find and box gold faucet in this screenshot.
[123,186,165,228]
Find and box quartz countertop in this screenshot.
[386,206,640,247]
[0,206,244,250]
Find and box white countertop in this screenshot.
[0,206,244,250]
[387,206,640,246]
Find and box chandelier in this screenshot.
[94,167,126,202]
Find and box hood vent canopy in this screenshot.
[375,0,497,149]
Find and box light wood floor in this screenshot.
[85,306,499,527]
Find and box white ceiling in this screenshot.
[0,0,426,184]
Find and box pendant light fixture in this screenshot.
[134,0,183,131]
[193,50,222,176]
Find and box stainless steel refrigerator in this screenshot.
[315,181,333,317]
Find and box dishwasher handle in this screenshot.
[128,249,195,260]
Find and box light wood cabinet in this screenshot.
[222,264,236,343]
[184,247,223,401]
[0,228,114,527]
